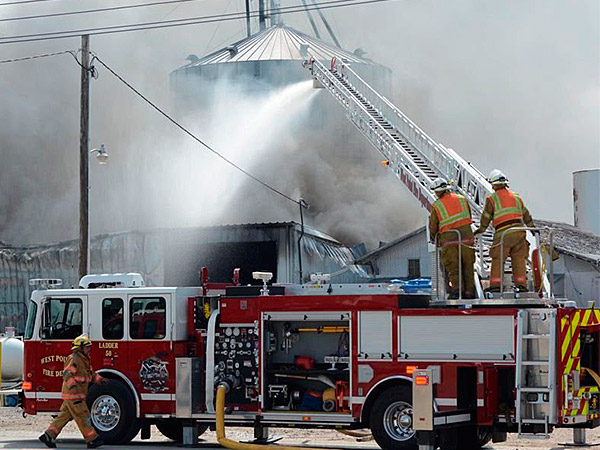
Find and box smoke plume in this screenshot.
[0,0,597,250]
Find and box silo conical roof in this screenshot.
[185,24,374,66]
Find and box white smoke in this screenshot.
[0,0,597,248]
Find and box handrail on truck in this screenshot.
[494,226,555,299]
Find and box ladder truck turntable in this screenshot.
[18,60,598,450]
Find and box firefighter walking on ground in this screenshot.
[475,169,535,292]
[39,334,106,449]
[429,178,476,299]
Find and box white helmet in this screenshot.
[430,177,451,193]
[488,169,509,185]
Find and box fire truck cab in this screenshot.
[23,274,204,442]
[21,271,600,450]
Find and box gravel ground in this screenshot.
[1,407,599,449]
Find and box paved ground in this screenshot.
[0,408,597,450]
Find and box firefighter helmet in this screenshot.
[488,169,509,185]
[430,177,451,193]
[72,334,92,351]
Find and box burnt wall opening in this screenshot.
[165,240,278,286]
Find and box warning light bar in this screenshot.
[415,375,429,386]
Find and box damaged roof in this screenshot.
[537,219,600,266]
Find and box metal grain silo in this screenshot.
[573,169,600,235]
[170,22,393,177]
[171,23,391,102]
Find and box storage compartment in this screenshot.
[261,312,351,414]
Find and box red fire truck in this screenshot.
[20,270,600,449]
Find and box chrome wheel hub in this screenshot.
[383,401,415,442]
[91,395,120,431]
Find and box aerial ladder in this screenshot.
[303,56,551,300]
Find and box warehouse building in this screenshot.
[0,222,367,334]
[355,226,430,282]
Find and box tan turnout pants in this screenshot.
[46,399,98,442]
[440,244,476,298]
[489,230,529,290]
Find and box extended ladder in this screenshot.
[304,56,551,298]
[515,309,557,438]
[304,57,494,275]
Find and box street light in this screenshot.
[80,144,108,278]
[90,144,109,164]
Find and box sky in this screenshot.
[0,0,598,248]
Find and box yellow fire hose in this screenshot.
[216,386,351,450]
[336,429,372,438]
[582,367,600,388]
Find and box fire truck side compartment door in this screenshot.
[358,311,392,360]
[399,315,514,361]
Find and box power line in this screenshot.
[0,0,210,23]
[0,49,75,63]
[0,0,356,40]
[0,0,393,45]
[0,0,72,6]
[91,53,302,207]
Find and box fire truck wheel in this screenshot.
[370,386,417,450]
[87,380,140,444]
[156,420,208,442]
[477,427,493,447]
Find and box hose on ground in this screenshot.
[336,429,372,438]
[215,385,334,450]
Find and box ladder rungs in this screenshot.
[522,334,550,339]
[522,361,549,365]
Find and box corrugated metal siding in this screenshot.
[553,254,600,306]
[373,232,431,279]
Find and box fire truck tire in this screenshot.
[87,380,140,444]
[476,427,492,447]
[156,420,208,442]
[369,386,417,450]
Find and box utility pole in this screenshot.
[258,0,266,31]
[78,34,90,281]
[245,0,251,37]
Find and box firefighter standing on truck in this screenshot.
[429,178,476,299]
[39,334,106,449]
[475,169,535,292]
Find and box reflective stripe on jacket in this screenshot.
[432,193,473,233]
[489,189,524,230]
[60,351,98,401]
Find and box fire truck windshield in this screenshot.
[40,297,83,340]
[24,300,37,340]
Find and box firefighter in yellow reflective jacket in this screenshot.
[39,334,107,449]
[475,170,535,292]
[429,178,476,299]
